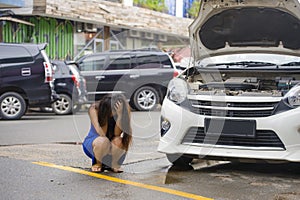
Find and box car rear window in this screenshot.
[160,55,173,68]
[135,54,161,69]
[54,63,71,76]
[0,46,33,64]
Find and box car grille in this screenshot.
[182,127,285,149]
[189,99,279,117]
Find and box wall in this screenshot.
[2,17,74,60]
[45,0,192,38]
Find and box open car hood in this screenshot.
[189,0,300,61]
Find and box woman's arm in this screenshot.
[114,101,123,137]
[114,116,122,137]
[88,103,107,137]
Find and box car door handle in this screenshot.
[95,75,105,80]
[21,68,31,76]
[130,74,140,79]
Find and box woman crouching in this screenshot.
[82,94,132,173]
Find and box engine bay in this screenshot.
[185,69,300,97]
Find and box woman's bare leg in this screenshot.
[92,137,111,171]
[111,136,126,172]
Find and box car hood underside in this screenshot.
[190,0,300,60]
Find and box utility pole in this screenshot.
[104,26,110,51]
[0,22,3,42]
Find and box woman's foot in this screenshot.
[91,164,102,172]
[111,168,123,173]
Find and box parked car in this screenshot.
[76,49,178,111]
[0,43,58,119]
[50,60,87,115]
[157,0,300,166]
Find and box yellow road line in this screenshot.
[32,161,213,200]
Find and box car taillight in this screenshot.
[173,70,179,77]
[72,75,80,88]
[44,62,53,83]
[46,76,53,82]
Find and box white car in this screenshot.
[157,0,300,166]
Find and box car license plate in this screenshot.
[204,118,256,138]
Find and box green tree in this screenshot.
[188,0,201,18]
[133,0,168,13]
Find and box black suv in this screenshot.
[76,50,178,111]
[0,43,57,119]
[50,60,87,115]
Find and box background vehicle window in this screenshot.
[0,46,33,63]
[79,55,106,71]
[53,64,62,76]
[53,62,71,77]
[135,54,161,69]
[107,55,131,70]
[160,55,173,68]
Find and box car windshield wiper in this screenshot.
[206,61,277,68]
[279,61,300,67]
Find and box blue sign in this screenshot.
[165,0,176,16]
[0,0,24,8]
[183,0,194,17]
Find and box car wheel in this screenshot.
[132,86,159,111]
[52,94,73,115]
[166,154,193,168]
[0,92,27,120]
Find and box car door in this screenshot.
[128,53,175,100]
[134,53,167,87]
[97,53,137,99]
[78,54,107,102]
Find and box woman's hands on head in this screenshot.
[114,100,123,117]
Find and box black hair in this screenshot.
[97,94,132,151]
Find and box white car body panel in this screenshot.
[158,98,300,162]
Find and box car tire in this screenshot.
[0,92,27,120]
[166,154,193,168]
[132,86,160,111]
[52,94,73,115]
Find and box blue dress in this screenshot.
[82,117,125,166]
[82,124,99,165]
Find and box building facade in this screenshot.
[0,0,193,60]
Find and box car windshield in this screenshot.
[197,53,300,68]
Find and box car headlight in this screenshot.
[284,84,300,108]
[167,78,188,104]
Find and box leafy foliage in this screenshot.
[188,0,201,18]
[133,0,168,13]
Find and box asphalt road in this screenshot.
[1,110,300,200]
[0,109,161,146]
